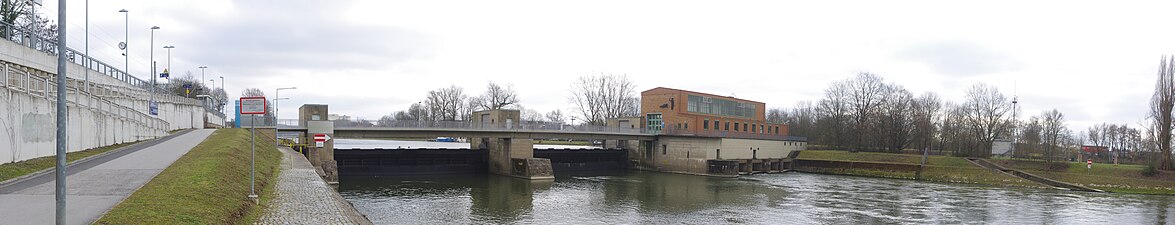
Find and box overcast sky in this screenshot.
[42,0,1175,132]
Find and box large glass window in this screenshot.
[686,94,755,118]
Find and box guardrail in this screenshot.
[322,120,653,135]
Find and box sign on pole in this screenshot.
[239,96,265,201]
[239,97,267,115]
[314,133,331,148]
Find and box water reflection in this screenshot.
[339,172,1175,224]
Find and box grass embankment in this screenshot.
[0,141,141,183]
[95,128,282,224]
[992,159,1175,195]
[796,150,1048,188]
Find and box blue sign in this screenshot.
[149,101,159,115]
[183,84,192,88]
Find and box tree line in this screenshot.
[360,73,639,127]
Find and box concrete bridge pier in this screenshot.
[472,110,554,180]
[300,104,338,183]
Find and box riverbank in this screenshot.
[796,150,1175,195]
[991,159,1175,195]
[0,141,141,183]
[795,150,1049,188]
[95,129,283,224]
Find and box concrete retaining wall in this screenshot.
[0,38,218,164]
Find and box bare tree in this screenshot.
[911,92,942,151]
[521,108,543,122]
[816,80,851,148]
[844,73,889,151]
[166,71,211,98]
[766,108,786,124]
[545,109,566,124]
[877,86,914,152]
[1040,109,1067,162]
[376,115,396,127]
[958,83,1013,157]
[478,82,519,110]
[1150,55,1175,170]
[405,102,430,121]
[568,73,639,125]
[425,85,467,121]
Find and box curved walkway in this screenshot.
[0,129,214,225]
[257,147,371,225]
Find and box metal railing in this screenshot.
[281,119,654,135]
[0,21,211,110]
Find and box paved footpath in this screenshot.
[257,147,372,225]
[0,129,215,225]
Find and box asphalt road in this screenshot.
[0,129,214,225]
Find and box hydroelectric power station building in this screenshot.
[633,87,807,176]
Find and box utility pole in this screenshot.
[54,0,69,223]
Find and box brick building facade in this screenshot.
[640,87,788,138]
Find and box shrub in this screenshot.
[1142,164,1159,177]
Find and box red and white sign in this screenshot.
[239,97,267,115]
[314,133,331,147]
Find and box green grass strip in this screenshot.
[95,128,282,224]
[0,141,141,183]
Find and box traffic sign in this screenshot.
[160,68,170,78]
[149,101,158,115]
[314,133,331,147]
[239,97,267,115]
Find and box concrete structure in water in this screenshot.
[635,87,807,176]
[470,109,553,179]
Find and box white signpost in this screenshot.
[239,97,266,201]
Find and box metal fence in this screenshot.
[0,21,180,101]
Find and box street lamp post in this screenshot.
[149,26,159,116]
[199,66,207,87]
[275,87,296,147]
[118,9,127,81]
[163,45,174,80]
[219,76,225,114]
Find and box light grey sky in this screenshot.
[44,0,1175,131]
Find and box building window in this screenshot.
[760,125,765,134]
[684,123,688,129]
[775,126,780,134]
[686,94,755,118]
[725,122,730,131]
[703,119,709,130]
[662,145,667,155]
[647,114,663,134]
[734,122,739,131]
[743,123,748,132]
[751,124,756,133]
[714,120,720,130]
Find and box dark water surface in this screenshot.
[338,171,1175,224]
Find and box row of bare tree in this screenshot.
[367,73,640,127]
[770,73,1078,159]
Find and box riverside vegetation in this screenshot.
[95,129,282,224]
[797,150,1175,194]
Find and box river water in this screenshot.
[335,140,1175,224]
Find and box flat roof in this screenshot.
[641,87,765,104]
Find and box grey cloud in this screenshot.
[898,41,1021,77]
[167,1,435,77]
